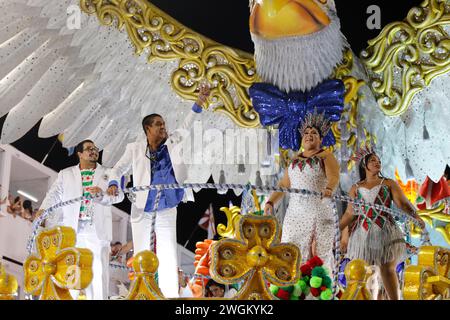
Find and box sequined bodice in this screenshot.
[354,184,393,231]
[357,185,382,204]
[288,157,327,192]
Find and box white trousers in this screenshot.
[73,222,110,300]
[131,205,179,298]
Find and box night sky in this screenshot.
[0,0,421,251]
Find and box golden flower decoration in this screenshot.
[23,227,93,300]
[210,215,300,300]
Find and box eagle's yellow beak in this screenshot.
[250,0,331,39]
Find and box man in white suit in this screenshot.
[38,140,123,300]
[107,114,193,298]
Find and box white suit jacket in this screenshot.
[109,137,194,210]
[40,164,124,242]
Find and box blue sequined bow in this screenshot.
[249,79,345,150]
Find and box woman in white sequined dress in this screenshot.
[340,151,425,300]
[264,123,340,273]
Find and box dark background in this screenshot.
[0,0,421,252]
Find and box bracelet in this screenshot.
[266,201,274,207]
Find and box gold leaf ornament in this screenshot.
[210,215,301,300]
[217,206,244,239]
[23,227,93,300]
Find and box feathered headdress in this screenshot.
[350,143,376,164]
[298,111,332,139]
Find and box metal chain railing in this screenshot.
[28,183,431,263]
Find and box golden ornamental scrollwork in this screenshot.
[217,206,243,239]
[210,215,301,300]
[79,0,260,128]
[403,246,450,300]
[361,0,450,116]
[23,227,93,300]
[126,250,164,300]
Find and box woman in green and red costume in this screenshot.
[340,146,425,300]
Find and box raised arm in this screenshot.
[168,111,197,145]
[168,87,205,148]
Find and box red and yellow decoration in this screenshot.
[23,227,93,300]
[395,169,419,204]
[126,251,164,300]
[403,246,450,300]
[403,172,450,244]
[0,262,18,300]
[210,215,301,300]
[416,176,450,211]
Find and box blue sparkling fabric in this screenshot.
[144,144,184,212]
[249,79,345,150]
